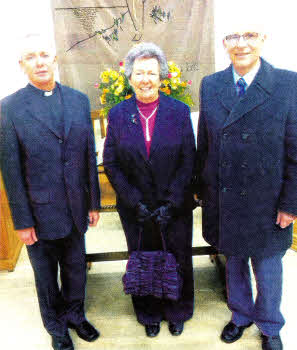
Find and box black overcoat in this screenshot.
[196,59,297,257]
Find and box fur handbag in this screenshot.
[122,230,182,301]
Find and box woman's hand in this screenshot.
[136,202,152,224]
[153,204,173,231]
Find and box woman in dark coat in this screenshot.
[103,42,196,337]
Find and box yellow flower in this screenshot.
[100,71,109,83]
[117,75,124,84]
[181,81,187,87]
[162,79,170,86]
[125,94,132,99]
[114,84,124,96]
[100,94,106,104]
[110,70,119,81]
[103,88,109,93]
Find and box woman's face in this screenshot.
[129,57,161,103]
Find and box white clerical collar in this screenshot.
[233,60,261,88]
[29,82,56,97]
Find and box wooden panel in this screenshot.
[0,172,23,271]
[98,164,117,211]
[292,222,297,252]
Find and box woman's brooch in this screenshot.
[130,114,138,124]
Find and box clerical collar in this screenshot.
[232,60,261,88]
[28,83,57,97]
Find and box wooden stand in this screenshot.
[292,222,297,252]
[0,172,23,271]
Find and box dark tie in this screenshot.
[236,77,247,97]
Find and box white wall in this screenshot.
[0,0,55,99]
[0,0,297,99]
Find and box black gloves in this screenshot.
[136,202,174,231]
[153,203,173,231]
[136,202,152,224]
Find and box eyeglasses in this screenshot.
[224,32,260,47]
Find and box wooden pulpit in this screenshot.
[0,172,23,271]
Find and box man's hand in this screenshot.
[88,211,100,227]
[17,227,38,245]
[276,211,297,229]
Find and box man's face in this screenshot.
[19,43,57,90]
[223,31,266,75]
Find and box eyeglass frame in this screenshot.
[224,32,263,47]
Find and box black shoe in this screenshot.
[168,322,184,336]
[51,333,74,350]
[261,334,283,350]
[221,321,253,343]
[68,320,100,342]
[145,323,160,337]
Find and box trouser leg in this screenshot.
[251,253,285,336]
[59,228,87,326]
[226,255,254,326]
[26,239,67,337]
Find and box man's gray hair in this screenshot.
[18,33,56,60]
[124,42,168,80]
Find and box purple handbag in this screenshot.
[122,230,182,301]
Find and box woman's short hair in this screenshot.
[124,42,168,80]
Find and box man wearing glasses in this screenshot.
[194,22,297,350]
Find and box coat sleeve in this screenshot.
[278,84,297,215]
[103,109,142,208]
[85,97,101,211]
[166,104,196,209]
[193,78,209,200]
[0,99,35,229]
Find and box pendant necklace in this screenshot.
[136,105,158,141]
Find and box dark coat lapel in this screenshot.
[123,95,148,160]
[23,84,61,138]
[222,59,274,128]
[61,83,75,140]
[149,93,172,159]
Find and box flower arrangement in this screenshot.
[95,60,194,118]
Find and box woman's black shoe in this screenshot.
[168,322,184,336]
[145,323,160,337]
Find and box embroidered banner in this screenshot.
[51,0,214,112]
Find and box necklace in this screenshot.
[136,105,158,141]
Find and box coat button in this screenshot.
[223,133,228,139]
[242,133,249,140]
[222,187,228,193]
[59,139,63,144]
[241,162,247,168]
[65,161,69,166]
[222,161,227,167]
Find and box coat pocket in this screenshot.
[29,190,50,204]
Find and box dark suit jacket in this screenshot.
[0,83,100,239]
[195,58,297,257]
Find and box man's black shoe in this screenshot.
[145,323,160,337]
[261,334,283,350]
[68,320,100,342]
[221,321,253,343]
[52,333,74,350]
[168,321,184,336]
